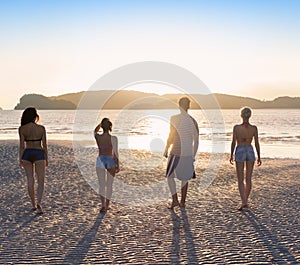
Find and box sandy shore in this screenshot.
[0,140,299,264]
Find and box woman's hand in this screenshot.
[257,158,262,166]
[229,155,234,165]
[94,123,101,134]
[19,160,24,168]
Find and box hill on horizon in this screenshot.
[15,94,76,110]
[52,90,300,109]
[14,91,300,110]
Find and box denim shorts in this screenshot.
[96,155,116,169]
[235,145,255,162]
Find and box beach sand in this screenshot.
[0,140,299,264]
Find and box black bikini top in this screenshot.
[25,138,42,142]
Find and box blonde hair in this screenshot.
[241,107,252,119]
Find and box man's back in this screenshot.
[170,113,197,156]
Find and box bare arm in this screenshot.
[112,136,119,172]
[94,123,101,137]
[18,127,25,167]
[230,125,237,164]
[41,126,48,166]
[164,118,175,158]
[254,126,261,166]
[193,118,199,158]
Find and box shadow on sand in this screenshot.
[0,213,38,244]
[242,210,298,263]
[63,211,106,265]
[170,208,199,265]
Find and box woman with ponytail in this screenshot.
[94,118,119,213]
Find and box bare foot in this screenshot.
[238,204,248,211]
[37,204,44,215]
[179,202,185,208]
[31,202,37,211]
[168,201,180,209]
[100,206,107,213]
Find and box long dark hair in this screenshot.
[21,107,39,126]
[101,118,112,132]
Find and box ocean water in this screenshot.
[0,109,299,159]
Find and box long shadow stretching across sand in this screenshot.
[170,208,199,264]
[243,210,298,263]
[0,212,38,244]
[63,212,106,264]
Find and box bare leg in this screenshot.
[106,168,116,209]
[180,181,188,207]
[236,162,247,210]
[35,160,45,214]
[167,177,179,208]
[35,160,45,207]
[245,161,254,205]
[96,167,106,211]
[23,161,36,209]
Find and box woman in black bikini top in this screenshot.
[19,107,48,214]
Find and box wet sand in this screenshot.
[0,140,299,264]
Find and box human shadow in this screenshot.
[181,208,200,265]
[169,208,199,265]
[63,211,106,265]
[170,210,181,265]
[0,211,38,244]
[242,210,298,263]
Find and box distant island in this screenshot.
[15,94,76,110]
[14,91,300,110]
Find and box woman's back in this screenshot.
[19,122,45,149]
[235,123,257,146]
[95,133,116,156]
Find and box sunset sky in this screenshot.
[1,0,300,109]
